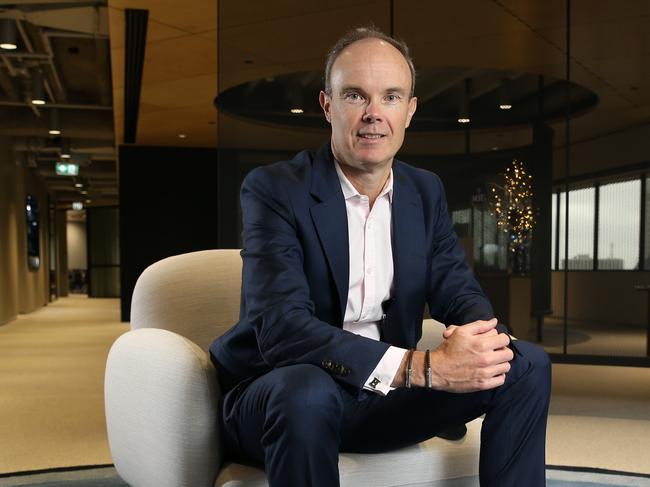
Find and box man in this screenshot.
[210,26,551,487]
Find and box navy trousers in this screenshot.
[219,340,551,487]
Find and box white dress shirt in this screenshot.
[334,162,408,396]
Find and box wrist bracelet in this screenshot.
[425,349,433,388]
[405,349,414,388]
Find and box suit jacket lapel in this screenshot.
[309,143,349,322]
[385,162,426,346]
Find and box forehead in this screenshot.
[330,38,411,91]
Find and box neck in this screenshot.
[337,160,391,208]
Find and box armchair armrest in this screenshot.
[417,319,446,350]
[105,328,221,487]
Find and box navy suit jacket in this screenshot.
[209,142,495,394]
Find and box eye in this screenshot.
[344,92,364,103]
[385,94,401,104]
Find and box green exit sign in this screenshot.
[55,162,79,176]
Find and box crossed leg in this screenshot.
[220,340,551,487]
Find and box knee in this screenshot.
[512,341,552,396]
[267,364,343,427]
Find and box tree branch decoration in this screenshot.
[491,159,535,255]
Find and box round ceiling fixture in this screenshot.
[215,67,598,132]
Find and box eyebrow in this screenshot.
[338,85,408,95]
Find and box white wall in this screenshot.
[66,219,87,270]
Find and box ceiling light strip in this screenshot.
[124,9,149,144]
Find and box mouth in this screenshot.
[357,133,386,140]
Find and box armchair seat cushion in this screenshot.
[216,419,481,486]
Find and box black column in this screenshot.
[119,145,219,321]
[530,122,554,335]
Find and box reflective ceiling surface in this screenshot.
[1,1,648,204]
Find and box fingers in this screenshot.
[494,346,515,364]
[463,318,498,335]
[445,325,498,339]
[477,374,507,390]
[479,332,511,353]
[442,325,458,338]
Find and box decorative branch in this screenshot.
[491,159,535,253]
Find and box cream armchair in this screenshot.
[104,249,482,487]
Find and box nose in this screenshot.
[362,98,382,123]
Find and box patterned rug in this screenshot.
[1,466,649,486]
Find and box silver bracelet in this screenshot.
[425,349,433,388]
[405,349,414,388]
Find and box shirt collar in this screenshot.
[334,160,393,203]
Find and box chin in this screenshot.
[355,152,393,167]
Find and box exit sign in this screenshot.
[55,162,78,176]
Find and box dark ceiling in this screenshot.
[0,1,115,207]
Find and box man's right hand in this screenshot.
[429,318,513,393]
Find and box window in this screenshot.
[598,180,640,270]
[643,176,650,270]
[451,207,507,271]
[451,208,471,238]
[558,188,595,270]
[552,193,557,270]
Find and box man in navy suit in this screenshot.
[210,26,551,487]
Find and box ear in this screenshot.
[405,96,417,128]
[319,90,332,124]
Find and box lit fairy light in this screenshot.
[491,159,535,252]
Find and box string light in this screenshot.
[491,159,535,253]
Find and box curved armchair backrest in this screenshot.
[130,249,242,351]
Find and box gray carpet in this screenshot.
[2,467,650,487]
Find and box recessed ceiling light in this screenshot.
[49,109,61,135]
[499,104,512,110]
[80,190,88,195]
[0,19,17,50]
[178,134,187,139]
[458,118,470,124]
[61,153,71,159]
[74,183,83,188]
[291,108,304,114]
[31,68,46,104]
[85,199,91,204]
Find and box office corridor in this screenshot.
[1,296,649,475]
[0,296,127,473]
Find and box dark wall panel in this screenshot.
[119,145,219,321]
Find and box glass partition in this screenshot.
[217,1,650,365]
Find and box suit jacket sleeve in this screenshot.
[239,166,390,392]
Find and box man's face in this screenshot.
[320,38,417,172]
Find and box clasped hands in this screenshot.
[393,318,514,393]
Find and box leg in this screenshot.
[338,340,551,487]
[478,340,551,487]
[220,364,344,487]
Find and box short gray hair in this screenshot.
[324,26,416,98]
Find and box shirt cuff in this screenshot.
[363,346,408,396]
